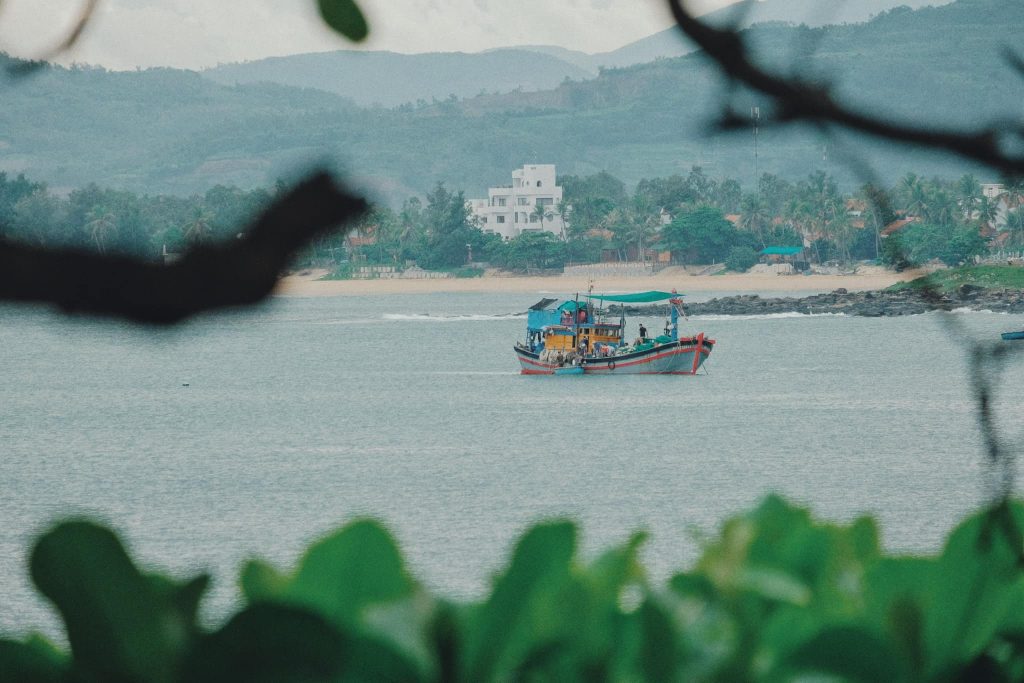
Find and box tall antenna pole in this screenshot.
[751,106,760,195]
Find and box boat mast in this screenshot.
[574,291,580,353]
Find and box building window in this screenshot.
[537,197,553,207]
[518,197,529,205]
[497,215,506,224]
[530,215,539,223]
[481,217,487,223]
[496,197,507,207]
[537,181,542,187]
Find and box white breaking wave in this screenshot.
[382,313,527,322]
[310,318,386,325]
[690,312,847,321]
[946,307,996,315]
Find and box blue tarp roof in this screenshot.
[760,246,804,256]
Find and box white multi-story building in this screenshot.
[468,164,566,240]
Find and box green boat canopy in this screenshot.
[587,291,683,303]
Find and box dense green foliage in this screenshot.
[5,496,1024,681]
[877,173,1022,269]
[725,246,759,272]
[890,222,989,268]
[662,207,756,265]
[0,0,1020,201]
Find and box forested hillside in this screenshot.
[0,0,1018,204]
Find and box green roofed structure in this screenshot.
[759,246,804,256]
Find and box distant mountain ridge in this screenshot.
[202,0,949,107]
[203,49,595,108]
[577,0,952,69]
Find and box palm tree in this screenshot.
[824,211,855,264]
[183,208,213,246]
[85,209,117,254]
[1006,209,1024,249]
[555,200,571,240]
[897,173,921,210]
[531,202,555,234]
[976,196,998,231]
[607,196,658,263]
[740,193,771,248]
[925,188,958,226]
[957,174,982,222]
[898,173,931,218]
[783,196,813,248]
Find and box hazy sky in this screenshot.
[0,0,735,70]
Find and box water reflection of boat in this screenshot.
[514,290,714,375]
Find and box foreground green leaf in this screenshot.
[240,519,433,680]
[0,636,68,683]
[922,503,1024,678]
[460,521,577,681]
[784,625,908,682]
[317,0,369,41]
[183,603,347,682]
[30,520,207,683]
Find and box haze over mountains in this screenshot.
[0,0,1015,204]
[203,0,951,107]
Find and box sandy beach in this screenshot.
[275,267,914,297]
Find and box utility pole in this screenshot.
[751,106,760,195]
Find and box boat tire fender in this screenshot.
[608,361,615,371]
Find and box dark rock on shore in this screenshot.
[611,287,1024,318]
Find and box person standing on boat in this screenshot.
[638,323,647,340]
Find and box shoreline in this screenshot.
[275,271,915,297]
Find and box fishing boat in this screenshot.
[1002,330,1024,341]
[514,290,714,375]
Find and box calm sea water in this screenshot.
[2,290,1023,634]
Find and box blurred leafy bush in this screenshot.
[4,496,1024,681]
[725,246,759,273]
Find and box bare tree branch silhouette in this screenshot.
[0,171,367,324]
[667,0,1024,177]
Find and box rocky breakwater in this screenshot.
[615,285,1024,318]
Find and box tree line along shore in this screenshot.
[1,168,1021,278]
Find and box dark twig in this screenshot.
[1004,47,1024,82]
[3,0,100,77]
[666,0,1024,176]
[0,171,367,324]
